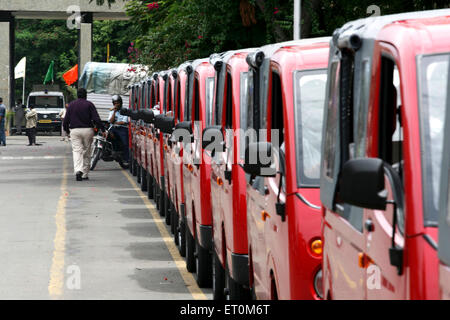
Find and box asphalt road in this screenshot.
[0,134,211,300]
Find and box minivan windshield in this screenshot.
[29,96,63,109]
[418,53,450,226]
[293,69,327,187]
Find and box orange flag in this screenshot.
[63,64,78,86]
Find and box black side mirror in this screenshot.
[141,109,155,124]
[244,142,276,177]
[130,110,139,121]
[339,158,387,210]
[202,126,224,151]
[159,116,175,134]
[154,114,166,130]
[173,121,193,143]
[119,108,132,117]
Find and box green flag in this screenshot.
[43,61,54,84]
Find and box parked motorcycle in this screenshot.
[90,125,129,170]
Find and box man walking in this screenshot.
[25,105,38,146]
[0,98,6,146]
[63,88,104,181]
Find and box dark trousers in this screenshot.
[26,127,36,145]
[111,126,129,162]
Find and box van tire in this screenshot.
[186,225,196,273]
[195,239,212,288]
[147,173,154,199]
[178,218,186,257]
[212,250,225,300]
[164,193,170,225]
[226,261,251,300]
[141,169,147,192]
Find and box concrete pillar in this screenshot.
[0,11,14,116]
[78,12,92,82]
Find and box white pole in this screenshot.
[294,0,301,40]
[22,72,25,104]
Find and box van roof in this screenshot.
[333,9,450,51]
[28,91,64,96]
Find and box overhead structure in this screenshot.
[0,0,129,112]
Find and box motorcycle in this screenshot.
[90,124,129,170]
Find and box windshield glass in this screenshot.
[29,96,63,108]
[294,69,327,187]
[419,53,450,226]
[206,77,215,126]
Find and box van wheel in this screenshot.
[226,260,251,300]
[178,218,186,257]
[147,173,154,199]
[141,169,147,192]
[129,149,133,173]
[164,193,171,225]
[132,159,137,176]
[137,164,141,184]
[172,204,178,238]
[185,225,196,273]
[195,238,212,288]
[212,250,225,300]
[159,188,165,217]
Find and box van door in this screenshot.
[322,59,367,300]
[364,51,406,299]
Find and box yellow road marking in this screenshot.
[48,157,69,298]
[122,170,208,300]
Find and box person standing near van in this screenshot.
[14,99,25,135]
[59,103,68,141]
[0,98,7,146]
[63,88,104,181]
[25,105,38,146]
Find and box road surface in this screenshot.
[0,134,211,300]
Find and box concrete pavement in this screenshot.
[0,135,211,300]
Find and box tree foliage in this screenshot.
[125,0,449,71]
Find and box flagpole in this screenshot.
[22,71,25,104]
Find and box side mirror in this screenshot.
[202,126,224,151]
[339,158,387,210]
[130,110,139,121]
[173,121,193,143]
[159,116,175,134]
[119,108,132,117]
[141,109,155,124]
[244,142,276,177]
[154,114,166,130]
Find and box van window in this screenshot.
[225,72,233,129]
[240,72,249,159]
[418,53,450,227]
[194,78,200,122]
[323,62,340,180]
[206,77,215,126]
[294,69,327,187]
[184,74,191,121]
[28,96,63,108]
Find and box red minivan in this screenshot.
[243,39,330,300]
[181,59,215,287]
[439,77,450,300]
[204,49,255,299]
[320,10,450,300]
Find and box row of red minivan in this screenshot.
[122,9,450,300]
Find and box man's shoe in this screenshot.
[82,175,89,180]
[76,171,83,181]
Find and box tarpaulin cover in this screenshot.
[79,62,149,95]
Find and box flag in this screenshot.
[43,60,54,84]
[63,64,78,86]
[15,57,26,79]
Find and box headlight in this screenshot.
[314,269,324,299]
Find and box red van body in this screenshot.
[183,59,216,287]
[320,10,450,300]
[168,63,192,255]
[244,39,330,300]
[208,49,255,299]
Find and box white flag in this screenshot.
[15,57,26,79]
